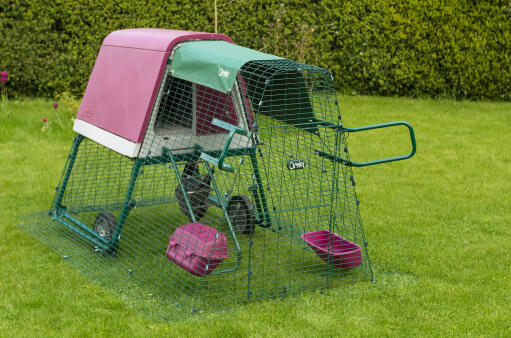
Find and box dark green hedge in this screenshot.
[1,0,510,100]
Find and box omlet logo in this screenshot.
[218,68,230,79]
[287,159,306,170]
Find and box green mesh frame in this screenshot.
[19,56,375,320]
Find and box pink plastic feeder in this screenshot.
[301,230,362,269]
[166,223,229,276]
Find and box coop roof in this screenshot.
[170,40,282,93]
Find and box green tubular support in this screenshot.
[52,134,110,250]
[53,134,83,211]
[315,150,350,166]
[161,146,254,164]
[249,150,272,228]
[52,134,126,252]
[202,160,242,276]
[167,149,198,224]
[56,211,109,250]
[107,158,144,251]
[200,118,248,172]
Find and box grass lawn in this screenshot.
[0,95,510,336]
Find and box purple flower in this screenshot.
[0,71,7,83]
[53,101,58,109]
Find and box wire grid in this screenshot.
[19,57,373,320]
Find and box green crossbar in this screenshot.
[199,118,249,172]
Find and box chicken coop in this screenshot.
[19,28,416,319]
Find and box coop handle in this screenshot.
[200,118,248,172]
[343,121,416,167]
[316,121,416,167]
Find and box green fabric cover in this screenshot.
[170,40,282,93]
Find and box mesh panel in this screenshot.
[19,55,373,320]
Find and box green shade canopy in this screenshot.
[170,40,282,93]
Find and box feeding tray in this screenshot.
[166,223,229,276]
[301,230,362,269]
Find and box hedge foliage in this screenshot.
[1,0,510,100]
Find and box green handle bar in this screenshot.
[317,121,416,167]
[343,121,416,167]
[200,118,248,172]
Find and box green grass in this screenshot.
[1,96,510,336]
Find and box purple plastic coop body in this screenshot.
[74,28,235,157]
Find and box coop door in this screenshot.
[193,84,238,135]
[247,124,339,299]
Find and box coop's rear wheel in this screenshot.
[94,211,117,241]
[92,212,120,255]
[175,178,210,222]
[227,195,255,234]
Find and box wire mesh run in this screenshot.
[19,55,373,320]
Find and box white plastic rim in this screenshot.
[73,119,141,158]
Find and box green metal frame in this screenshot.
[51,119,273,253]
[23,55,421,320]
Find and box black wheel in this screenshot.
[227,195,255,234]
[175,177,210,222]
[94,212,117,241]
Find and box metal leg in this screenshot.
[52,136,142,253]
[327,130,341,286]
[202,160,242,275]
[52,134,114,251]
[167,149,198,224]
[106,158,144,253]
[52,134,84,212]
[249,151,272,228]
